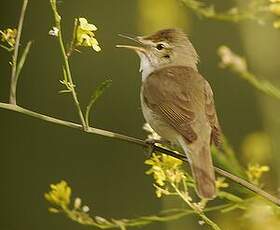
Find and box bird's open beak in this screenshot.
[116,34,146,53]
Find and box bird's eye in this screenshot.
[156,43,165,50]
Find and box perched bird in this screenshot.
[117,28,221,199]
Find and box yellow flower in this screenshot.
[246,163,270,185]
[0,28,17,47]
[145,153,184,188]
[269,3,280,16]
[215,177,229,190]
[44,180,71,208]
[273,19,280,28]
[76,17,101,52]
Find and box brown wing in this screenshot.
[143,66,210,144]
[204,81,222,147]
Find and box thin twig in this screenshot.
[218,46,280,101]
[180,0,266,23]
[9,0,28,104]
[67,18,78,57]
[171,183,222,230]
[0,102,279,207]
[64,203,233,229]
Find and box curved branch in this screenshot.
[0,102,279,206]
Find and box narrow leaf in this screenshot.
[15,40,32,80]
[0,44,14,52]
[85,79,112,126]
[218,191,243,203]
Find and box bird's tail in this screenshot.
[180,139,216,199]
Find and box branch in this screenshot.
[9,0,28,104]
[218,46,280,101]
[180,0,267,23]
[63,204,232,229]
[171,183,221,230]
[45,180,239,229]
[0,102,279,206]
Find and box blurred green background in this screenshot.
[0,0,279,229]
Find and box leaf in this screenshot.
[0,44,14,52]
[58,89,72,94]
[218,191,243,203]
[85,79,112,126]
[15,41,32,80]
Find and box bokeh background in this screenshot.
[0,0,280,229]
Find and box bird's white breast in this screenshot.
[138,53,155,82]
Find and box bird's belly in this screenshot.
[141,98,178,144]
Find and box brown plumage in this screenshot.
[118,28,222,199]
[142,65,221,198]
[144,28,186,41]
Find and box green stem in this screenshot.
[67,18,78,57]
[9,0,28,104]
[63,204,233,229]
[0,102,280,207]
[171,183,222,230]
[50,0,87,129]
[239,70,280,100]
[180,0,264,23]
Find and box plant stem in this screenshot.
[64,204,233,229]
[0,102,279,207]
[9,0,28,104]
[180,0,264,23]
[171,183,222,230]
[67,18,78,57]
[239,70,280,100]
[50,0,87,129]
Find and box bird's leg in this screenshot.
[145,138,173,157]
[145,137,171,146]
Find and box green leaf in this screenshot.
[218,191,243,203]
[85,79,112,126]
[0,44,14,52]
[16,41,32,80]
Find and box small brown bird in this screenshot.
[117,28,221,199]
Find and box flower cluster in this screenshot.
[215,177,229,190]
[269,0,280,28]
[76,18,101,52]
[0,28,17,48]
[145,153,186,197]
[44,180,71,208]
[246,163,270,185]
[217,46,247,73]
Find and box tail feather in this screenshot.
[179,138,216,199]
[189,144,216,199]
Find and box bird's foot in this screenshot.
[145,138,172,157]
[145,138,171,146]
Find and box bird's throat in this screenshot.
[138,53,156,81]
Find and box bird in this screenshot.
[117,28,222,199]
